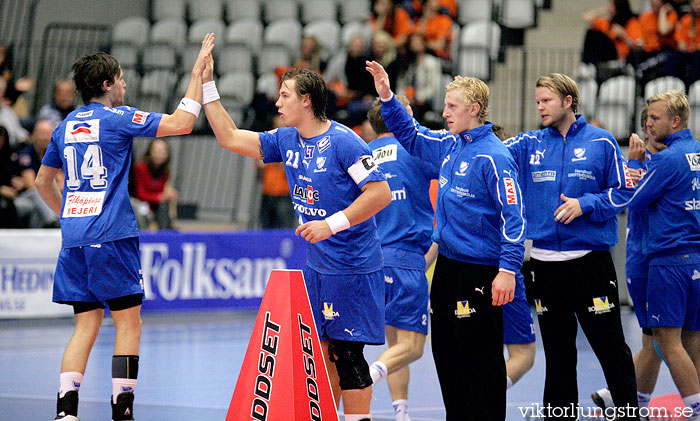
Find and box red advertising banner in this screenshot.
[227,270,338,421]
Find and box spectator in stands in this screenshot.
[132,138,178,229]
[14,119,61,228]
[0,43,34,115]
[0,76,28,147]
[402,0,458,20]
[38,80,77,126]
[670,0,691,16]
[371,31,401,91]
[256,115,295,229]
[294,36,326,74]
[413,0,454,60]
[0,125,20,227]
[370,0,415,50]
[636,0,678,84]
[327,33,377,127]
[581,0,643,80]
[669,0,700,86]
[396,33,442,122]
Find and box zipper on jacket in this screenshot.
[556,135,566,251]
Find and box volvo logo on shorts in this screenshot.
[455,301,476,318]
[588,296,615,314]
[323,302,339,320]
[686,153,700,171]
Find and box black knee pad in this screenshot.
[328,339,372,390]
[106,294,142,311]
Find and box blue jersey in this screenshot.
[368,135,438,266]
[504,115,635,251]
[259,121,386,274]
[625,157,651,279]
[42,102,162,248]
[628,129,700,258]
[381,95,526,273]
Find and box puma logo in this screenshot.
[610,280,617,287]
[344,328,355,337]
[651,314,661,322]
[475,287,485,295]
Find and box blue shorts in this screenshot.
[627,277,650,329]
[383,266,429,335]
[503,273,536,344]
[304,267,385,345]
[53,237,144,304]
[648,256,700,330]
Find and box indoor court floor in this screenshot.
[0,307,683,420]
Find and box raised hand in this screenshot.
[365,60,392,100]
[192,33,215,76]
[203,52,214,82]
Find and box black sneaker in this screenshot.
[111,392,135,421]
[54,390,79,420]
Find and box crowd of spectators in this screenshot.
[581,0,700,88]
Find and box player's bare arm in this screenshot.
[296,180,391,243]
[35,164,62,216]
[156,33,214,137]
[201,46,262,159]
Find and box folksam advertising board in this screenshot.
[0,230,306,318]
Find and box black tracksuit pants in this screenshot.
[430,254,506,421]
[531,250,638,420]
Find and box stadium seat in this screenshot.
[152,0,186,22]
[225,0,261,23]
[139,69,177,112]
[577,78,598,121]
[500,0,537,29]
[688,80,700,136]
[304,20,341,59]
[301,0,338,24]
[188,0,223,22]
[264,19,302,56]
[597,75,636,139]
[121,68,141,98]
[142,44,177,69]
[185,19,226,69]
[257,45,292,74]
[341,21,372,46]
[111,44,141,70]
[219,70,255,108]
[226,19,263,51]
[340,0,371,24]
[458,0,493,25]
[458,20,501,80]
[263,0,299,24]
[643,75,685,99]
[113,17,150,48]
[217,44,253,75]
[150,19,187,49]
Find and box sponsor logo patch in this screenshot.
[305,145,315,159]
[455,161,469,176]
[572,147,587,162]
[75,110,93,118]
[535,299,548,315]
[532,170,556,182]
[622,162,635,188]
[504,177,518,204]
[588,296,615,314]
[372,144,398,164]
[65,119,100,144]
[687,153,700,171]
[455,300,476,318]
[293,184,319,204]
[62,191,106,217]
[132,110,149,125]
[317,135,331,153]
[323,302,339,320]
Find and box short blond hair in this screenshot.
[647,89,689,129]
[536,73,579,114]
[445,76,490,122]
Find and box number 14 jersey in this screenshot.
[42,102,162,248]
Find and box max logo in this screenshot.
[71,122,92,135]
[504,177,517,204]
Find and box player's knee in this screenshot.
[328,339,372,390]
[409,343,424,362]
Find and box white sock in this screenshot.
[345,414,372,421]
[506,376,514,389]
[596,387,614,408]
[59,372,83,398]
[369,361,388,384]
[637,391,652,408]
[112,378,137,403]
[683,393,700,416]
[393,399,411,421]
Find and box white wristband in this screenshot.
[202,81,220,104]
[325,211,350,235]
[177,97,201,117]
